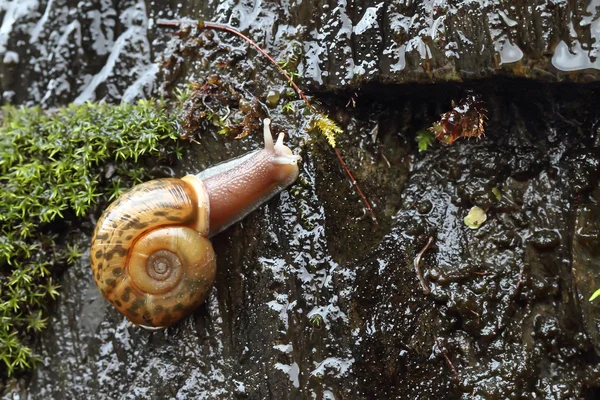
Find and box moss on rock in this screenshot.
[0,99,180,376]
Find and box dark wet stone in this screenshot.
[531,229,561,250]
[159,0,600,92]
[417,199,432,215]
[4,1,600,107]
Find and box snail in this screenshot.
[90,119,300,330]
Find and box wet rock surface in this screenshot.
[3,1,600,399]
[6,82,600,398]
[155,0,600,89]
[2,1,600,104]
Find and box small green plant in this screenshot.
[311,114,343,147]
[0,99,180,376]
[277,44,302,86]
[282,101,297,114]
[65,243,83,265]
[492,187,502,201]
[416,129,435,152]
[590,289,600,302]
[310,314,323,327]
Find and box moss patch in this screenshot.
[0,100,180,376]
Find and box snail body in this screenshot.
[90,119,300,330]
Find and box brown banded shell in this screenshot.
[90,175,216,329]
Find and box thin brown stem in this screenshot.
[516,262,525,290]
[435,337,459,381]
[413,236,433,295]
[333,147,377,222]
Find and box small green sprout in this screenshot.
[286,71,299,84]
[492,187,502,201]
[416,130,435,152]
[277,58,293,70]
[590,288,600,302]
[282,101,296,114]
[218,125,233,136]
[310,314,323,327]
[277,45,302,86]
[66,243,83,265]
[108,178,127,201]
[42,278,60,300]
[173,85,193,104]
[25,311,47,332]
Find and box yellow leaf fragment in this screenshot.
[312,114,342,147]
[464,206,487,229]
[492,187,502,201]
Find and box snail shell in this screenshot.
[90,176,216,329]
[90,119,300,330]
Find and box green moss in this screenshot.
[0,99,181,376]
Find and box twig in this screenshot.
[435,337,459,381]
[468,308,481,324]
[381,153,391,168]
[333,147,377,222]
[413,236,433,295]
[346,91,358,108]
[516,262,525,290]
[470,270,492,276]
[370,121,379,143]
[156,18,377,222]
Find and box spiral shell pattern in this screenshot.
[90,176,216,329]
